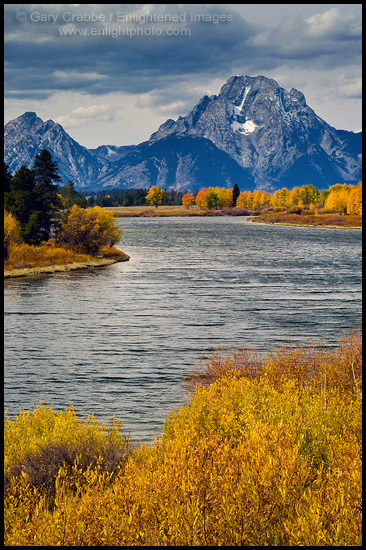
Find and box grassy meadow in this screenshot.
[104,205,250,217]
[4,330,362,546]
[105,204,213,217]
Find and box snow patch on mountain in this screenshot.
[232,119,258,135]
[241,120,258,134]
[233,85,251,115]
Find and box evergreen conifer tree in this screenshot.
[232,183,240,207]
[4,165,41,243]
[5,151,62,244]
[32,149,62,241]
[4,163,12,194]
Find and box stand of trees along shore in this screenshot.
[4,151,122,263]
[87,181,362,216]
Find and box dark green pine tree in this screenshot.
[232,183,240,207]
[4,163,12,194]
[59,180,87,209]
[63,180,78,208]
[32,149,62,241]
[4,165,42,244]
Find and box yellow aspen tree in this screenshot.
[259,191,272,206]
[145,186,165,208]
[272,188,290,209]
[289,187,301,206]
[347,182,362,215]
[325,186,350,214]
[4,210,21,259]
[252,190,261,209]
[217,188,233,208]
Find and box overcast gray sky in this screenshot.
[4,4,362,147]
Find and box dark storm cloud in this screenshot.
[4,4,362,102]
[5,4,251,98]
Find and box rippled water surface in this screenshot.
[4,217,362,441]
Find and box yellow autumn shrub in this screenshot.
[4,404,131,519]
[4,210,21,259]
[59,205,123,255]
[4,332,362,546]
[347,182,362,216]
[4,405,126,472]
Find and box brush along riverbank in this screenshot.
[4,331,362,546]
[4,248,129,279]
[4,255,129,279]
[249,211,362,228]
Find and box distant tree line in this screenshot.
[179,182,362,215]
[85,188,185,207]
[76,181,362,215]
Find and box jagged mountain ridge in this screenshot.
[4,75,362,191]
[4,112,136,189]
[88,144,136,164]
[3,111,254,191]
[149,75,362,190]
[4,112,104,187]
[96,134,255,191]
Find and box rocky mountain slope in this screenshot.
[4,76,362,191]
[95,134,255,191]
[4,112,106,188]
[148,75,362,190]
[88,144,136,164]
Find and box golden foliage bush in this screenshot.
[4,210,21,259]
[347,181,362,216]
[4,404,132,526]
[145,186,165,208]
[59,205,123,255]
[4,404,131,480]
[4,332,362,546]
[324,182,362,215]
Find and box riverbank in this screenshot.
[105,206,362,227]
[249,211,362,228]
[105,205,250,217]
[4,253,130,279]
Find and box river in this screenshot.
[4,217,362,442]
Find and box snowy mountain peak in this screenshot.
[143,74,362,190]
[4,75,362,191]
